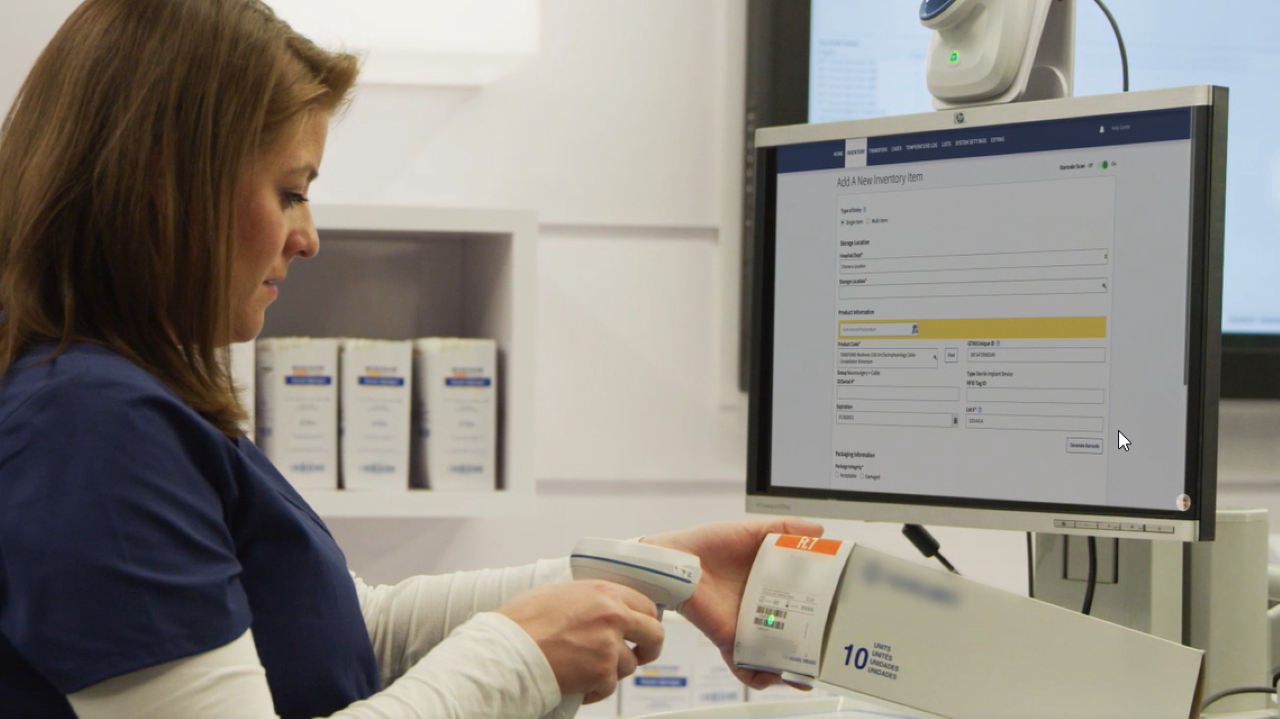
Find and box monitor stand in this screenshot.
[1031,509,1271,714]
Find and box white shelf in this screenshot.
[253,204,538,518]
[298,489,532,518]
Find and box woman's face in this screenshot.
[230,112,329,343]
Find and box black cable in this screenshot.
[902,524,961,575]
[1071,4,1126,614]
[1091,0,1129,92]
[1081,536,1097,615]
[1272,665,1280,688]
[935,552,958,574]
[1026,532,1035,596]
[1200,686,1276,713]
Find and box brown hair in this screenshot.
[0,0,358,436]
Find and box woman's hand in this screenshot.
[497,580,664,704]
[639,517,825,690]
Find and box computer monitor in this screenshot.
[746,86,1225,541]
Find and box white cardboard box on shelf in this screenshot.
[230,341,257,435]
[619,616,746,717]
[412,338,497,491]
[340,339,413,491]
[254,337,339,490]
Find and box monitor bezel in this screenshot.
[746,85,1225,542]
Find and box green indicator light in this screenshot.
[1101,161,1109,169]
[766,614,775,626]
[948,50,959,64]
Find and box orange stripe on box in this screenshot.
[775,534,841,555]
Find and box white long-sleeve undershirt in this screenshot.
[65,558,575,719]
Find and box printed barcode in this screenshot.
[755,606,788,619]
[752,617,786,630]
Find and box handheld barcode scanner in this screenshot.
[543,538,702,719]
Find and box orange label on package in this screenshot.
[774,534,841,555]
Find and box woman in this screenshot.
[0,1,822,717]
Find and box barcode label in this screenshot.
[753,617,786,630]
[756,606,788,619]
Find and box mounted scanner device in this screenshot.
[921,0,1073,108]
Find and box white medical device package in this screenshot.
[733,534,853,682]
[255,337,339,490]
[339,339,413,491]
[821,543,1205,719]
[735,534,1208,719]
[411,338,497,490]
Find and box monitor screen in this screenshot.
[807,0,1278,338]
[747,86,1223,541]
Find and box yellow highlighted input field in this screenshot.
[837,316,1106,340]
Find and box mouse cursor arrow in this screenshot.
[1118,431,1131,451]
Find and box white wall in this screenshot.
[4,0,1280,603]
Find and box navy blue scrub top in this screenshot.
[0,342,379,719]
